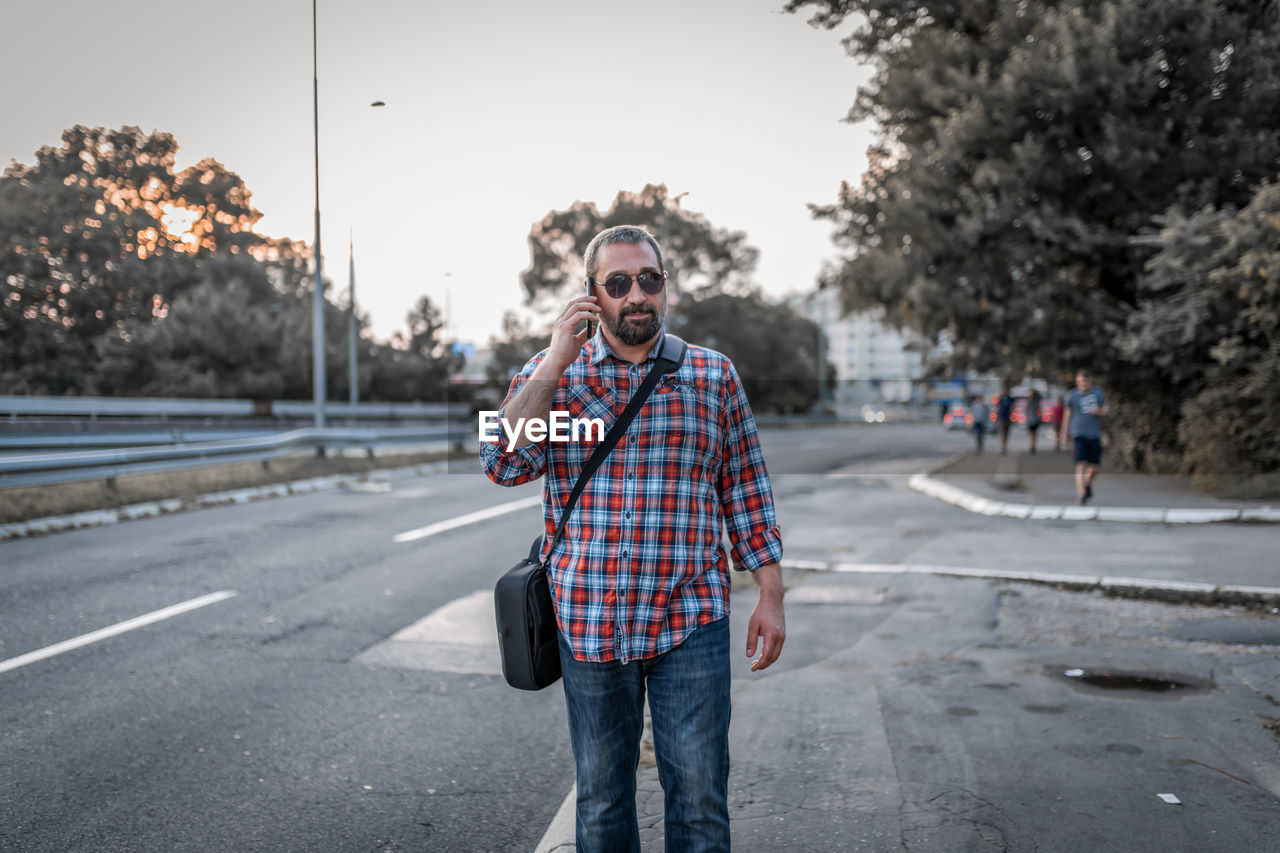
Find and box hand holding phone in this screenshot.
[546,290,600,371]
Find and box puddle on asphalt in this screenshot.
[1049,666,1215,697]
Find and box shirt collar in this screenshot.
[588,325,666,367]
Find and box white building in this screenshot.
[795,288,933,416]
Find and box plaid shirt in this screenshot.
[480,328,782,663]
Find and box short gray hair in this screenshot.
[583,225,664,281]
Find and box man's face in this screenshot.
[1076,373,1092,392]
[590,241,666,346]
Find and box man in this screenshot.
[1025,388,1043,455]
[970,395,990,454]
[995,384,1014,455]
[1062,369,1109,504]
[481,225,785,852]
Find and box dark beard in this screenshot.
[605,303,663,346]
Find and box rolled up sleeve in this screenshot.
[479,354,549,486]
[716,363,783,571]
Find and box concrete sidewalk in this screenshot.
[538,569,1280,852]
[912,449,1280,524]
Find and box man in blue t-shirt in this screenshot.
[1062,369,1109,505]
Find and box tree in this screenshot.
[515,186,827,412]
[484,311,551,395]
[363,295,463,402]
[1118,181,1280,480]
[671,295,824,414]
[91,254,299,398]
[519,184,760,306]
[1,125,466,403]
[788,0,1280,472]
[0,126,274,392]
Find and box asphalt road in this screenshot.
[2,423,1278,851]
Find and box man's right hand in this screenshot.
[543,292,600,374]
[500,292,600,451]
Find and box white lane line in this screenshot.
[393,494,542,544]
[534,785,578,853]
[0,590,238,676]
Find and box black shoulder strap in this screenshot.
[544,333,687,558]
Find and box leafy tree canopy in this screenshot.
[1119,180,1280,480]
[788,0,1280,476]
[519,183,760,307]
[671,294,824,414]
[508,188,825,413]
[2,125,458,402]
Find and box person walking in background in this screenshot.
[1026,388,1044,455]
[1063,370,1109,504]
[1049,394,1065,452]
[971,395,991,454]
[995,385,1014,455]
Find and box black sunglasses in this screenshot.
[588,270,667,299]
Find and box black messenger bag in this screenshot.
[494,333,687,690]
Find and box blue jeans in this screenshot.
[559,617,732,853]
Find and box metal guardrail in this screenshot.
[0,396,473,488]
[0,395,463,420]
[0,426,465,489]
[0,429,294,450]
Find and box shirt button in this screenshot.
[629,435,636,443]
[627,473,634,480]
[624,511,631,520]
[622,550,629,559]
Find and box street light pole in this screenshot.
[311,0,326,429]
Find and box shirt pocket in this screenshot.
[561,384,616,449]
[649,379,721,472]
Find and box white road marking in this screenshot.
[534,785,578,853]
[0,590,238,675]
[393,494,542,543]
[354,589,502,676]
[1097,553,1194,566]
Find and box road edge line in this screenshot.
[534,785,577,853]
[0,461,451,542]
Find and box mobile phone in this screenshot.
[579,281,596,337]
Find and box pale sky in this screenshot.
[2,0,874,344]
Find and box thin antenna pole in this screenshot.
[311,0,327,429]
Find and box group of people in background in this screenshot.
[966,371,1107,505]
[968,385,1064,456]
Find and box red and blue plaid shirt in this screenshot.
[480,328,783,663]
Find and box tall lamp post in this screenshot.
[311,0,326,429]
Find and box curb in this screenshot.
[907,472,1280,525]
[779,558,1280,610]
[0,461,450,541]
